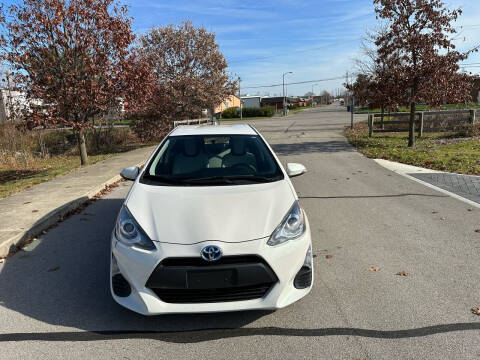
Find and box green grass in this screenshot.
[0,143,150,199]
[356,103,480,114]
[345,122,480,175]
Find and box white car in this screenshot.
[111,124,313,315]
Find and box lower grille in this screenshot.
[146,255,277,304]
[112,274,131,297]
[151,284,272,303]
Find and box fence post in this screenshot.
[418,112,424,137]
[470,109,476,124]
[368,114,373,137]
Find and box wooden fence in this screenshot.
[368,109,477,137]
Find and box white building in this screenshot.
[241,96,262,108]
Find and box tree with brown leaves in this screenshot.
[138,21,237,122]
[0,0,138,165]
[374,0,475,147]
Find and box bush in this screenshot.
[222,107,239,118]
[222,106,275,119]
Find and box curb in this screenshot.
[0,162,144,258]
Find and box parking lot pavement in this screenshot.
[1,106,480,359]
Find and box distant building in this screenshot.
[241,96,262,108]
[214,95,241,115]
[0,89,30,122]
[260,96,296,111]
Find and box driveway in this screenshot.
[0,105,479,359]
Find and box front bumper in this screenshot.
[110,219,313,315]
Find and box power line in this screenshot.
[242,75,349,90]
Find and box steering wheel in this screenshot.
[231,163,257,173]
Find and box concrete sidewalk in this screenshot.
[375,159,480,207]
[0,146,156,257]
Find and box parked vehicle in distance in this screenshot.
[112,124,313,315]
[339,98,345,106]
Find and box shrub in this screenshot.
[222,107,239,118]
[242,106,275,117]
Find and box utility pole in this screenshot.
[282,71,292,116]
[311,83,318,108]
[238,76,242,120]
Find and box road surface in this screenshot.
[1,105,479,359]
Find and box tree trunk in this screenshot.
[408,101,416,147]
[77,128,88,165]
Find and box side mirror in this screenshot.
[120,166,139,181]
[286,163,307,178]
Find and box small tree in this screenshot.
[0,0,137,164]
[138,21,237,122]
[374,0,475,147]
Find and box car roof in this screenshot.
[170,124,257,137]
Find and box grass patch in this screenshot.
[0,153,121,198]
[345,122,480,175]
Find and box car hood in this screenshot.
[125,180,295,244]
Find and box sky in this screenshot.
[125,0,480,96]
[3,0,480,96]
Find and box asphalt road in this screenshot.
[1,105,480,359]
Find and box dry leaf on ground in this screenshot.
[325,254,333,259]
[32,210,39,213]
[48,266,60,272]
[475,229,480,233]
[471,307,480,315]
[368,266,381,272]
[396,271,409,276]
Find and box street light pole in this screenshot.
[282,71,292,116]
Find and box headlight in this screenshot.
[268,201,305,246]
[115,206,156,251]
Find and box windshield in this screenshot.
[142,134,284,185]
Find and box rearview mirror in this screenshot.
[286,163,307,178]
[120,166,139,181]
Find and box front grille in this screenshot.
[151,284,272,303]
[146,255,277,304]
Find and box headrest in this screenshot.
[183,138,198,157]
[231,137,246,156]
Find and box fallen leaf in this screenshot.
[23,201,31,205]
[440,217,446,220]
[326,254,333,259]
[471,307,480,315]
[467,208,473,212]
[346,178,350,180]
[475,229,480,233]
[431,211,438,214]
[48,266,60,272]
[32,210,39,213]
[396,271,409,276]
[368,266,381,272]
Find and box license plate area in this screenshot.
[187,269,236,289]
